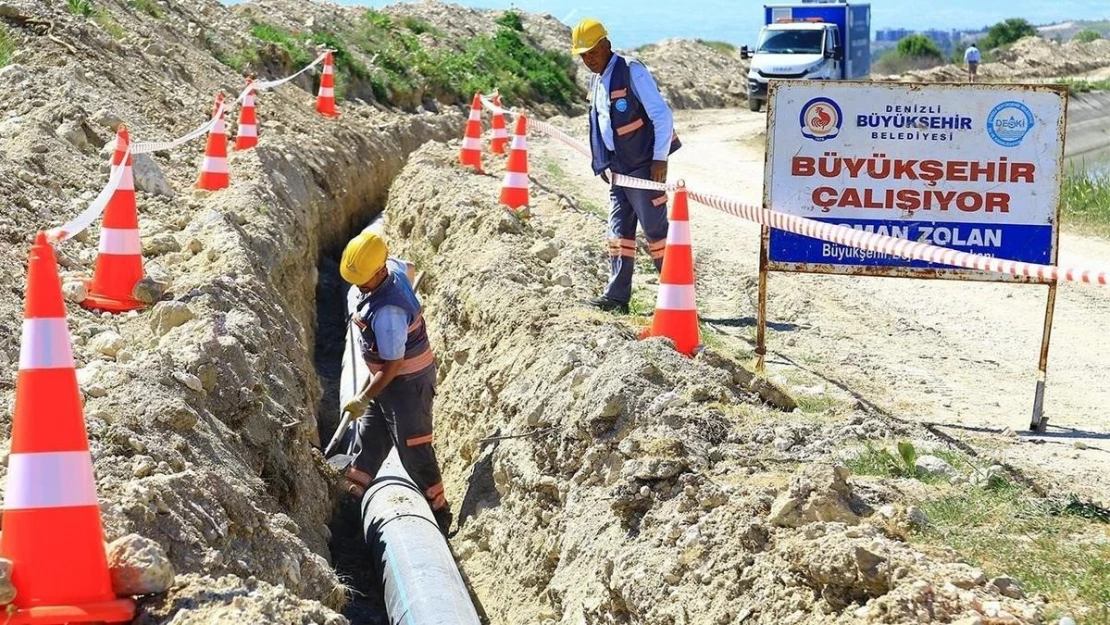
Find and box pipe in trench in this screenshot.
[337,218,481,625]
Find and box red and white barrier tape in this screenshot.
[479,95,1110,286]
[47,52,330,243]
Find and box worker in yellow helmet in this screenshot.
[572,18,682,314]
[333,231,452,536]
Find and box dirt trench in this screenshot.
[358,141,1049,625]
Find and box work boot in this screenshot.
[587,296,629,314]
[433,507,455,538]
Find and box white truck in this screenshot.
[741,1,872,112]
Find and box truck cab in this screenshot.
[741,2,871,113]
[743,20,842,112]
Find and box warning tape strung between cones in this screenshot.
[478,95,1110,287]
[46,52,330,244]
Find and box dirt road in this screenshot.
[534,108,1110,504]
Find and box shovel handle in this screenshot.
[323,409,353,458]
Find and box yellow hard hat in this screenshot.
[340,231,388,286]
[571,18,608,55]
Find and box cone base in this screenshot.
[233,140,258,151]
[82,287,145,313]
[491,142,508,154]
[196,175,230,192]
[500,192,529,209]
[317,107,340,119]
[642,309,701,357]
[7,598,135,624]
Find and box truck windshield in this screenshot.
[756,29,824,54]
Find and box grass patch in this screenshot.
[696,39,736,54]
[845,441,952,482]
[67,0,93,17]
[916,481,1110,622]
[400,16,438,36]
[1059,78,1110,93]
[129,0,161,18]
[94,10,125,40]
[793,393,847,414]
[0,27,14,68]
[1061,168,1110,231]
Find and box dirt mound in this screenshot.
[377,140,1044,624]
[632,39,750,109]
[888,36,1110,82]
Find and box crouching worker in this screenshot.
[335,231,452,536]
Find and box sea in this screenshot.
[350,0,1110,50]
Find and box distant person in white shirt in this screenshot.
[964,43,981,83]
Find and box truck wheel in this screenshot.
[748,98,762,113]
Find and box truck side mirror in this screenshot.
[740,45,750,60]
[826,46,842,60]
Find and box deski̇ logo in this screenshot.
[986,100,1034,147]
[799,97,842,142]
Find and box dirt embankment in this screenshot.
[887,36,1110,83]
[377,141,1045,625]
[0,0,459,620]
[634,39,751,109]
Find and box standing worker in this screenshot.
[964,42,980,84]
[336,231,453,536]
[572,18,681,314]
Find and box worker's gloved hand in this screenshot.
[342,392,371,417]
[650,160,668,184]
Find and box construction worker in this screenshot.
[572,17,681,314]
[336,231,452,536]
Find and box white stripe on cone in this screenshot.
[510,136,527,150]
[243,95,256,106]
[202,157,229,174]
[323,65,334,75]
[492,129,509,138]
[667,221,691,246]
[18,318,74,370]
[319,87,334,98]
[502,172,529,189]
[462,137,482,150]
[212,120,226,135]
[112,165,135,192]
[237,125,258,138]
[99,227,142,255]
[469,110,482,121]
[656,284,696,310]
[3,451,98,510]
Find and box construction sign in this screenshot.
[764,81,1067,282]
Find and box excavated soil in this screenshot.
[374,142,1046,625]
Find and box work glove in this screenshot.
[342,391,371,417]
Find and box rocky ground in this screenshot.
[0,0,1101,623]
[882,36,1110,82]
[380,142,1047,624]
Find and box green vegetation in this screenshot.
[847,441,932,479]
[67,0,93,17]
[244,8,581,109]
[494,10,524,32]
[94,10,126,40]
[896,34,944,60]
[1061,168,1110,231]
[129,0,161,19]
[1074,29,1103,43]
[980,17,1038,50]
[0,27,14,68]
[1059,78,1110,93]
[915,480,1110,623]
[696,39,737,54]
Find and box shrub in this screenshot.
[1074,29,1102,43]
[980,18,1038,50]
[0,27,14,68]
[495,10,524,32]
[896,34,943,60]
[129,0,161,19]
[67,0,93,17]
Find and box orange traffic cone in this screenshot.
[234,77,259,151]
[316,51,339,118]
[459,93,483,172]
[196,93,230,191]
[641,185,701,356]
[83,126,145,313]
[499,114,529,210]
[0,233,136,624]
[490,93,509,154]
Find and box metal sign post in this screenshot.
[760,80,1068,431]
